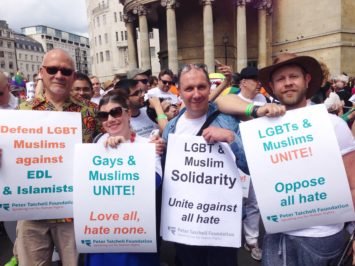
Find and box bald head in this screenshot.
[40,48,76,102]
[0,71,10,106]
[42,48,74,68]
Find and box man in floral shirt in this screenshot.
[16,48,99,265]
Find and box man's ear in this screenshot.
[269,81,274,93]
[305,73,311,88]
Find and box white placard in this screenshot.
[0,110,82,220]
[161,134,243,248]
[73,143,157,253]
[240,104,355,233]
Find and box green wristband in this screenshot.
[245,103,254,117]
[157,114,168,120]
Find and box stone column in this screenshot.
[255,0,272,68]
[202,0,215,73]
[162,0,179,74]
[257,6,267,68]
[236,0,247,72]
[124,13,138,70]
[134,4,151,70]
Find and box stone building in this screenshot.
[85,0,160,81]
[120,0,355,77]
[0,20,17,76]
[14,33,45,81]
[22,25,91,75]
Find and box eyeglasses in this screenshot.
[42,66,74,76]
[96,106,127,122]
[129,88,145,97]
[161,80,174,86]
[135,79,149,85]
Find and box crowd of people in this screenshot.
[0,48,354,266]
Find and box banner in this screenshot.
[161,134,243,248]
[240,104,355,233]
[73,143,157,253]
[0,110,82,220]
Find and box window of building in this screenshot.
[100,52,104,62]
[96,53,99,64]
[0,30,2,37]
[0,40,2,47]
[9,62,14,69]
[8,52,13,59]
[105,50,110,61]
[114,12,117,22]
[0,51,4,57]
[25,54,28,60]
[103,14,106,25]
[19,53,22,59]
[7,42,12,48]
[30,55,33,60]
[36,56,39,62]
[115,32,119,42]
[125,31,127,40]
[121,31,124,41]
[32,64,35,71]
[99,35,102,45]
[119,12,123,22]
[95,37,97,46]
[150,47,156,58]
[0,61,5,68]
[96,16,100,27]
[26,64,28,71]
[149,31,154,39]
[104,33,108,44]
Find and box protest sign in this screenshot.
[73,143,157,253]
[161,134,243,248]
[240,104,355,233]
[0,110,82,220]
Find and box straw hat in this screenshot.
[259,53,323,99]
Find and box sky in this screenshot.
[0,0,89,37]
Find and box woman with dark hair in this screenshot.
[85,89,162,266]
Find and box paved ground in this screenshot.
[0,222,261,266]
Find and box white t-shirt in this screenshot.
[175,113,207,135]
[96,133,162,177]
[145,87,180,104]
[130,107,159,138]
[91,95,101,105]
[0,93,18,109]
[286,113,355,237]
[238,92,267,106]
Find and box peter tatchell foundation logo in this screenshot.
[81,240,92,247]
[0,203,10,211]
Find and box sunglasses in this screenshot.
[135,79,149,85]
[129,88,144,97]
[42,66,74,76]
[96,106,127,122]
[161,80,174,86]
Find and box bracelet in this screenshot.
[245,103,254,117]
[251,105,261,118]
[157,114,168,120]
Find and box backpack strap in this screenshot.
[93,132,104,143]
[196,110,220,136]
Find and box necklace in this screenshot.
[130,132,136,143]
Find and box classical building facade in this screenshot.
[0,20,17,76]
[120,0,355,76]
[14,33,45,81]
[85,0,160,81]
[22,25,91,74]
